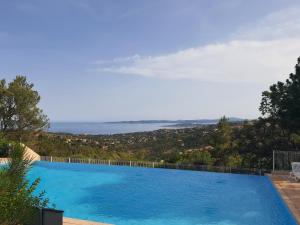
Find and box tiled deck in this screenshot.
[269,173,300,224]
[63,217,112,225]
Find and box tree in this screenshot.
[215,117,232,147]
[182,150,215,165]
[227,154,242,168]
[260,57,300,132]
[0,79,14,132]
[212,116,233,165]
[0,76,49,140]
[0,141,48,225]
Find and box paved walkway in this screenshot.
[269,173,300,224]
[64,217,112,225]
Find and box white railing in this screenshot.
[40,156,161,168]
[40,156,264,175]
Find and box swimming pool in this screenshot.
[28,161,297,225]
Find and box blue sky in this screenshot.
[1,0,300,122]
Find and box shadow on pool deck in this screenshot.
[64,217,113,225]
[269,173,300,224]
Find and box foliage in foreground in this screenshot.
[0,141,48,225]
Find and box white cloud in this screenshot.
[94,7,300,83]
[234,7,300,40]
[93,54,141,66]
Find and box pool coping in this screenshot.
[268,173,300,225]
[64,217,113,225]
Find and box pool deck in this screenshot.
[268,173,300,224]
[64,217,112,225]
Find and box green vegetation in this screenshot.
[26,119,275,169]
[0,76,49,224]
[0,141,48,225]
[0,76,49,141]
[260,57,300,147]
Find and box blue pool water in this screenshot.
[28,161,297,225]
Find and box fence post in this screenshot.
[273,150,275,172]
[109,160,111,166]
[130,161,132,167]
[50,156,52,162]
[152,162,155,168]
[69,157,71,163]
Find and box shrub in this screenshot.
[0,142,48,225]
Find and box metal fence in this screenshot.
[273,151,300,171]
[40,156,265,175]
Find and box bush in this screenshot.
[227,154,242,168]
[0,143,48,225]
[182,150,215,165]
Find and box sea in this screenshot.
[48,118,231,135]
[49,122,177,135]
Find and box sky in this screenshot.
[1,0,300,122]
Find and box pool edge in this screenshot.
[268,174,300,225]
[64,217,113,225]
